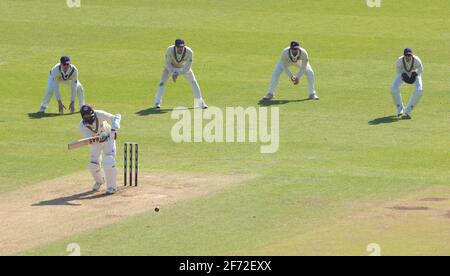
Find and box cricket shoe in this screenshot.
[155,103,161,109]
[201,103,208,109]
[262,94,274,101]
[309,94,320,100]
[106,187,117,195]
[92,182,103,192]
[404,106,412,119]
[397,105,404,117]
[38,106,46,113]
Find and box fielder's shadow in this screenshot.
[368,115,401,125]
[31,191,110,207]
[258,98,311,106]
[28,112,79,119]
[135,107,194,116]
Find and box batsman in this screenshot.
[79,105,121,194]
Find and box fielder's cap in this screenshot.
[404,48,413,56]
[60,56,71,65]
[175,38,185,47]
[290,41,300,49]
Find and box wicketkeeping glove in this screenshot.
[402,72,418,84]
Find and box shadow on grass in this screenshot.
[257,98,311,106]
[31,191,110,207]
[368,115,401,125]
[135,107,194,116]
[28,112,79,119]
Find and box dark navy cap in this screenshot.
[60,56,71,65]
[404,48,413,56]
[175,38,185,47]
[290,41,300,49]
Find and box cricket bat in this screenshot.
[68,136,100,150]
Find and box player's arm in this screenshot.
[179,50,193,75]
[51,69,62,101]
[281,58,294,80]
[99,111,121,130]
[295,59,308,81]
[165,48,180,82]
[79,122,94,138]
[69,68,78,112]
[70,123,99,149]
[97,110,121,139]
[396,58,403,76]
[51,68,66,111]
[416,57,423,75]
[296,51,309,80]
[70,68,78,101]
[165,48,175,75]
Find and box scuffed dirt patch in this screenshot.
[389,206,430,211]
[0,171,253,255]
[420,198,447,202]
[244,186,450,256]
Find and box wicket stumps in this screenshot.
[124,142,138,186]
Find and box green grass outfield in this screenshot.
[0,0,449,255]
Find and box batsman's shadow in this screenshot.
[135,107,194,116]
[28,112,79,119]
[368,115,401,125]
[258,98,311,106]
[31,191,110,207]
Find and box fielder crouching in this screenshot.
[39,56,85,114]
[390,48,424,119]
[154,38,208,109]
[79,105,121,194]
[263,41,319,101]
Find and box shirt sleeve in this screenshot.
[296,50,309,79]
[51,68,62,101]
[281,51,294,79]
[70,68,78,102]
[165,48,175,75]
[79,121,93,138]
[416,57,423,75]
[180,50,193,75]
[97,110,121,130]
[396,59,403,75]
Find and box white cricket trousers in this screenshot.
[155,68,205,107]
[267,61,317,96]
[390,74,423,112]
[88,138,117,190]
[40,74,85,110]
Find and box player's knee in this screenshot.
[416,89,423,96]
[88,161,101,172]
[390,87,399,95]
[103,155,116,169]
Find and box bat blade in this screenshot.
[68,137,99,150]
